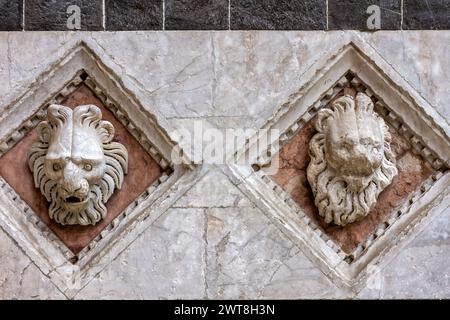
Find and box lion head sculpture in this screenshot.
[307,92,398,226]
[27,104,128,226]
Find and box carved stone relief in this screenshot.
[306,92,398,226]
[0,41,196,295]
[199,39,449,291]
[27,104,129,226]
[270,107,433,254]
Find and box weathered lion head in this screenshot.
[307,93,398,226]
[27,104,128,226]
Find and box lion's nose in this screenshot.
[60,180,89,202]
[59,163,89,198]
[350,152,378,176]
[60,181,88,196]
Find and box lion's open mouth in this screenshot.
[63,196,89,209]
[66,196,84,203]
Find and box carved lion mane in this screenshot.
[28,104,128,226]
[307,93,398,226]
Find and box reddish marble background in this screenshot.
[271,114,433,254]
[0,85,163,255]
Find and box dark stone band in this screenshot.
[1,0,449,31]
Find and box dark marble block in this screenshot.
[0,0,23,31]
[106,0,163,30]
[25,0,103,31]
[328,0,401,30]
[165,0,228,30]
[403,0,450,29]
[230,0,326,30]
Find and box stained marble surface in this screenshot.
[0,31,448,299]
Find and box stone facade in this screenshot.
[0,31,449,299]
[4,1,449,31]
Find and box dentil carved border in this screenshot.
[225,36,450,291]
[0,40,200,298]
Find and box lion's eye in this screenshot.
[53,163,61,171]
[83,163,92,171]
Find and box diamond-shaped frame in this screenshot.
[0,40,204,297]
[224,37,450,290]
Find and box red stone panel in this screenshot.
[271,114,433,254]
[0,85,163,254]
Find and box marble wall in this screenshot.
[0,31,448,299]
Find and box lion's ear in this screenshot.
[37,122,51,143]
[97,120,115,143]
[316,109,334,132]
[355,92,374,112]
